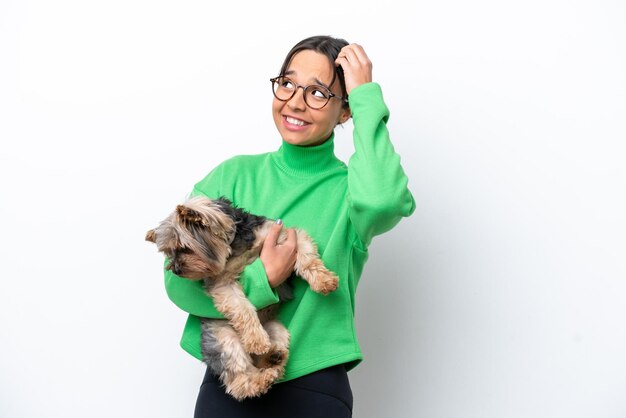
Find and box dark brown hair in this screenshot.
[278,35,350,108]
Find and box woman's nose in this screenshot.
[287,87,307,110]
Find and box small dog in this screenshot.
[146,196,339,399]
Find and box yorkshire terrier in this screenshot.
[146,196,339,400]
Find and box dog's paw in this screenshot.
[252,345,289,369]
[226,375,268,400]
[241,329,271,355]
[310,271,339,295]
[225,368,282,400]
[227,386,256,401]
[268,349,287,366]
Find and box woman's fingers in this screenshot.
[261,224,298,288]
[264,219,283,248]
[335,43,373,94]
[338,45,364,65]
[336,44,371,67]
[349,44,372,68]
[285,228,297,248]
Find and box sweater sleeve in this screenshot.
[347,82,416,247]
[163,164,280,318]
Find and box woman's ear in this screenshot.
[338,106,351,125]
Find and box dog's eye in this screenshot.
[177,247,192,255]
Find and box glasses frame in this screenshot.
[270,76,348,110]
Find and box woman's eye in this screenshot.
[281,80,294,89]
[311,88,329,99]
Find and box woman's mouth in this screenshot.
[283,115,310,131]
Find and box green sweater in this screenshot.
[164,82,415,382]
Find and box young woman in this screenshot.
[164,35,416,417]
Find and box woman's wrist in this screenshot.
[262,260,287,288]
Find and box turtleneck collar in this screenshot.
[271,134,344,177]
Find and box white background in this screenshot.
[1,0,625,417]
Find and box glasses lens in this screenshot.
[304,85,331,109]
[272,77,295,101]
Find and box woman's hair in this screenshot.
[278,35,350,109]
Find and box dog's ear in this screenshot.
[145,229,157,242]
[176,204,207,226]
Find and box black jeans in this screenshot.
[194,364,353,418]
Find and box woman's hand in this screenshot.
[335,43,373,95]
[260,220,297,288]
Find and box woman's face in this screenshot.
[272,50,351,147]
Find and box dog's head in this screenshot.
[146,196,236,279]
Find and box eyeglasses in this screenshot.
[270,76,347,110]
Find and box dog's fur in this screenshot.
[146,196,339,399]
